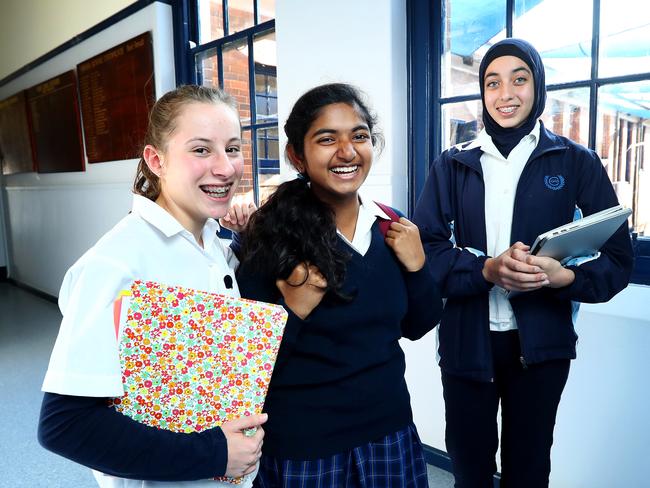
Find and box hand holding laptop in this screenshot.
[482,242,549,292]
[504,204,631,296]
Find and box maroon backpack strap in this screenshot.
[375,201,401,237]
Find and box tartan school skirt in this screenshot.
[253,423,429,488]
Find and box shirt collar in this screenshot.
[131,194,221,244]
[463,120,541,157]
[335,194,390,247]
[358,194,391,219]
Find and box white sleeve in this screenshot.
[42,251,134,397]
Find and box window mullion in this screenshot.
[222,0,229,37]
[588,0,601,150]
[506,0,514,37]
[247,34,259,203]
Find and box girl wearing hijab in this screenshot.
[413,38,633,487]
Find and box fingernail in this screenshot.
[543,280,550,286]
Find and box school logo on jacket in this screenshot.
[544,175,565,190]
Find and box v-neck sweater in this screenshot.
[237,222,441,459]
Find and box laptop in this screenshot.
[530,204,631,263]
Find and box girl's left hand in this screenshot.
[220,201,257,233]
[385,217,426,272]
[521,254,575,288]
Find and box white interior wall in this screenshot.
[0,2,176,295]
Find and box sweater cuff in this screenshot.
[206,426,228,477]
[473,255,495,292]
[403,263,435,292]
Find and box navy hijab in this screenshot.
[478,38,547,158]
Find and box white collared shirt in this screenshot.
[337,196,391,256]
[43,194,240,398]
[44,196,252,487]
[470,122,541,331]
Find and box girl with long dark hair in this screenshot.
[237,83,442,488]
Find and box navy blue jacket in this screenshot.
[413,123,633,382]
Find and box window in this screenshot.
[408,0,650,284]
[175,0,278,204]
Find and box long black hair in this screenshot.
[240,83,383,300]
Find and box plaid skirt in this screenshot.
[253,423,429,488]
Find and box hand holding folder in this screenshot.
[111,280,287,484]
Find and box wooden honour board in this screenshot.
[26,70,85,173]
[0,91,35,175]
[77,32,155,163]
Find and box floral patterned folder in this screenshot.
[110,280,287,484]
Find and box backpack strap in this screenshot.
[375,201,401,237]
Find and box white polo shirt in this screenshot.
[43,194,240,397]
[42,195,251,488]
[467,122,540,331]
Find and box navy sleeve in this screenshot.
[400,263,443,340]
[229,231,243,260]
[38,392,228,481]
[552,149,633,303]
[413,152,494,298]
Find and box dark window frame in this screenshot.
[173,0,277,204]
[407,0,650,285]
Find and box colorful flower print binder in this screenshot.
[110,280,287,484]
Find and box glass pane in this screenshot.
[256,127,281,203]
[198,0,224,44]
[258,0,275,22]
[441,100,482,149]
[540,88,590,147]
[196,48,220,87]
[256,127,279,161]
[442,0,506,98]
[599,0,650,78]
[514,0,592,84]
[223,39,251,126]
[228,0,254,35]
[235,129,254,200]
[253,31,277,122]
[596,81,650,235]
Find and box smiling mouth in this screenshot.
[200,184,232,198]
[330,165,359,175]
[497,105,519,115]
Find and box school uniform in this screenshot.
[237,198,443,488]
[40,194,255,487]
[412,38,633,488]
